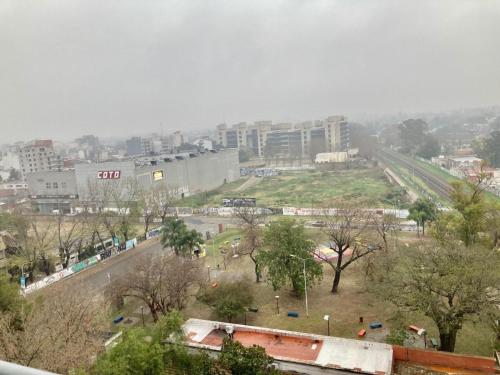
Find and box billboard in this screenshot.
[222,197,256,207]
[152,170,164,181]
[97,170,121,179]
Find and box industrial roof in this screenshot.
[182,318,393,375]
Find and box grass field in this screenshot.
[178,168,399,208]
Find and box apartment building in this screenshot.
[18,140,56,181]
[216,116,349,158]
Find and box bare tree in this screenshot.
[111,177,141,242]
[234,206,266,282]
[56,214,87,268]
[139,184,178,237]
[109,254,201,322]
[371,212,398,251]
[0,284,107,373]
[3,216,56,279]
[317,207,381,293]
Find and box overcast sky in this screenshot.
[1,0,499,142]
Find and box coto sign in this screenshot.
[97,170,121,179]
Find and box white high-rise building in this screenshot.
[18,140,56,180]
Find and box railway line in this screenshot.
[377,148,452,201]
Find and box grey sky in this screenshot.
[1,0,499,142]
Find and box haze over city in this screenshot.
[1,2,500,374]
[1,0,500,142]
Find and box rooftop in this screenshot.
[183,318,393,375]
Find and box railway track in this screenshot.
[377,148,452,201]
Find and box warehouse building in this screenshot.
[27,150,239,214]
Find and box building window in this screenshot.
[61,182,67,188]
[53,182,58,189]
[46,182,51,189]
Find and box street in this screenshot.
[46,216,237,293]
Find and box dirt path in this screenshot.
[235,175,261,192]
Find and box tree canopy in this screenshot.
[258,218,322,296]
[160,217,204,256]
[408,198,437,235]
[375,243,500,352]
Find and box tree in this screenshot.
[57,214,86,268]
[0,284,107,373]
[408,198,437,236]
[139,184,177,237]
[92,328,165,375]
[160,217,203,257]
[416,134,440,159]
[0,274,23,313]
[235,207,265,282]
[372,213,398,251]
[258,218,322,297]
[375,243,500,352]
[485,201,500,249]
[94,311,183,375]
[449,176,487,247]
[218,338,278,375]
[474,130,500,167]
[318,208,381,293]
[8,168,20,181]
[398,119,428,154]
[199,278,254,322]
[110,254,200,322]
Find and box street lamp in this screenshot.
[324,315,330,336]
[275,295,280,315]
[289,254,310,318]
[207,266,211,282]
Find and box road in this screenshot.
[51,216,237,294]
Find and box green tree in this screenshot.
[8,168,20,181]
[376,243,500,352]
[398,119,428,154]
[408,198,437,236]
[219,338,277,375]
[258,218,322,297]
[92,329,165,375]
[416,134,441,159]
[199,278,254,323]
[474,130,500,167]
[0,274,22,313]
[160,217,204,256]
[93,312,185,375]
[449,178,486,247]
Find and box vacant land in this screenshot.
[179,168,399,208]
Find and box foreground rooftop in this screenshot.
[183,318,393,374]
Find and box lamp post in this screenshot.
[324,315,330,336]
[207,266,211,282]
[289,255,309,318]
[275,295,280,315]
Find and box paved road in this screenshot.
[54,216,238,293]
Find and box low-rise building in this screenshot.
[27,150,239,213]
[182,319,393,375]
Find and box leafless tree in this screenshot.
[139,184,178,237]
[234,206,266,282]
[3,216,56,279]
[317,207,381,293]
[56,214,87,268]
[371,212,398,251]
[0,284,107,373]
[109,254,201,322]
